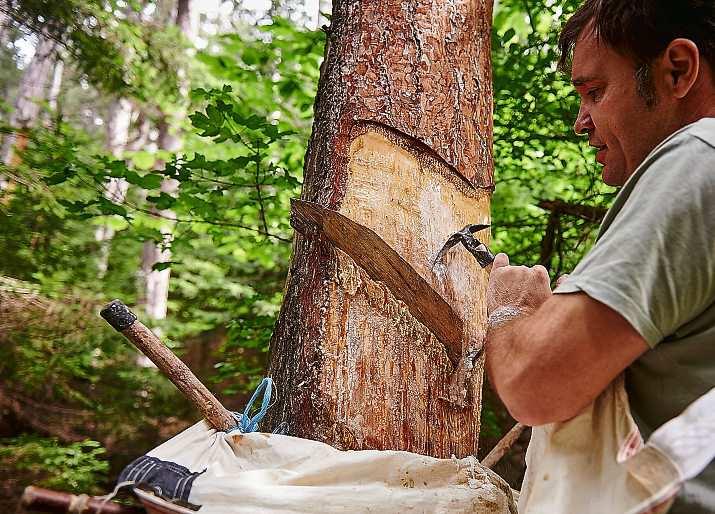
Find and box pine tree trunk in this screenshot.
[265,0,494,459]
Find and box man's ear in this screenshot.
[662,38,700,99]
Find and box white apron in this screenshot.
[519,376,715,514]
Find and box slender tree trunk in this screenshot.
[92,2,153,273]
[139,0,195,320]
[46,58,64,115]
[140,120,179,321]
[0,6,11,47]
[95,97,133,274]
[1,34,57,189]
[265,0,494,459]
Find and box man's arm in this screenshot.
[485,254,649,426]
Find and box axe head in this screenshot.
[432,224,495,270]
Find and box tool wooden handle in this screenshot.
[21,486,144,513]
[101,300,236,432]
[481,422,526,469]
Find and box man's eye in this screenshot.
[587,88,601,101]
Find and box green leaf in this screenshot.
[146,192,176,210]
[131,151,156,170]
[139,173,162,190]
[152,261,176,271]
[97,198,128,217]
[46,172,70,185]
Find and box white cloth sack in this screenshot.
[133,422,518,514]
[519,376,715,514]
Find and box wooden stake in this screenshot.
[100,300,236,432]
[21,486,144,513]
[482,422,527,469]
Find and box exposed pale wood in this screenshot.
[266,0,494,458]
[291,199,465,365]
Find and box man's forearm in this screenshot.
[485,302,596,426]
[485,313,557,426]
[485,293,649,426]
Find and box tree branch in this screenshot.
[538,199,607,223]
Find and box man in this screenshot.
[485,1,715,512]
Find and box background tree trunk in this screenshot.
[95,97,133,274]
[45,58,64,117]
[1,33,57,189]
[139,0,196,321]
[266,0,494,459]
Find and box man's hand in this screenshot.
[487,253,552,318]
[484,255,649,426]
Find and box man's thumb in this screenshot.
[492,253,510,269]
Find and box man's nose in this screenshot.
[573,104,595,135]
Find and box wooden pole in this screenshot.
[482,422,527,469]
[100,300,236,432]
[20,486,144,514]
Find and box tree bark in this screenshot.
[1,33,58,188]
[266,0,494,459]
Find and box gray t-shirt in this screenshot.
[555,117,715,513]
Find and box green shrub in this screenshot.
[0,436,109,493]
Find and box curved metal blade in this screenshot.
[432,224,492,268]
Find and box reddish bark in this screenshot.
[266,0,494,459]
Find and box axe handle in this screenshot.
[101,300,236,432]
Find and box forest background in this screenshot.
[0,0,613,506]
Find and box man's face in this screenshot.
[571,29,674,186]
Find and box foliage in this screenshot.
[3,0,183,102]
[0,19,324,501]
[0,277,185,442]
[492,0,615,277]
[3,19,325,395]
[0,436,108,492]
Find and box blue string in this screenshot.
[227,377,274,434]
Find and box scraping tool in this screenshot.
[432,224,495,270]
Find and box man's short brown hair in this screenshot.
[558,0,715,75]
